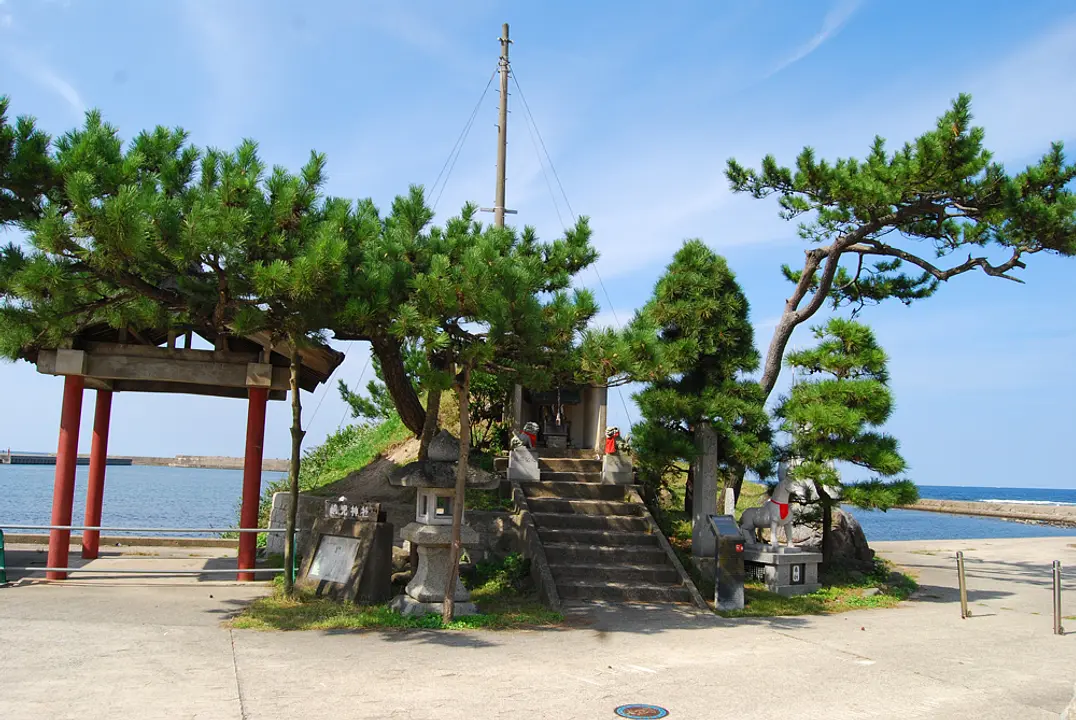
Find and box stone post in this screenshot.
[691,424,718,560]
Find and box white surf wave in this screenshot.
[977,498,1076,506]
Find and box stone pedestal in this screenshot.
[390,522,479,617]
[507,447,540,481]
[742,545,822,596]
[601,453,633,485]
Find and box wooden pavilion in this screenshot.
[20,324,343,580]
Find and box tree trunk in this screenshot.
[417,386,441,462]
[370,333,425,436]
[817,481,833,568]
[283,342,306,598]
[442,365,471,624]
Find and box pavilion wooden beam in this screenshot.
[36,349,291,392]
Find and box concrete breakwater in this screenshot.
[129,455,289,472]
[903,498,1076,527]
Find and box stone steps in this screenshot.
[538,458,602,473]
[549,562,682,584]
[535,471,602,483]
[536,528,660,547]
[543,542,668,565]
[531,512,650,532]
[525,471,699,607]
[527,498,641,516]
[535,449,597,459]
[557,579,694,604]
[522,481,626,500]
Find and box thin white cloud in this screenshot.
[767,0,862,78]
[33,64,85,118]
[6,47,85,120]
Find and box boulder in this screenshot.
[791,506,875,569]
[428,430,460,462]
[388,459,499,489]
[391,544,411,573]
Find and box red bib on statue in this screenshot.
[769,498,790,520]
[604,437,617,454]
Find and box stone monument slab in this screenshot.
[601,453,633,485]
[507,447,540,481]
[297,516,394,604]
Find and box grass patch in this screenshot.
[230,554,562,632]
[645,467,918,617]
[465,488,514,512]
[718,559,917,617]
[254,415,412,528]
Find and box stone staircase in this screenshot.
[517,451,702,606]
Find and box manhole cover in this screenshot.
[614,705,669,718]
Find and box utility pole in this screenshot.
[494,22,511,228]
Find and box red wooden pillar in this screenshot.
[82,390,113,560]
[47,375,85,580]
[238,387,268,581]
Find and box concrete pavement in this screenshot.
[1,536,1074,719]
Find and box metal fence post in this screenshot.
[1054,560,1064,636]
[0,528,7,584]
[957,551,970,619]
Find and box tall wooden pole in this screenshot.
[82,389,113,560]
[494,23,510,228]
[238,387,268,581]
[47,375,84,579]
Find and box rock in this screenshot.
[791,506,875,570]
[389,459,499,489]
[862,587,881,597]
[428,430,460,462]
[847,570,866,583]
[391,545,411,573]
[391,570,412,586]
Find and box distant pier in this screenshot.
[1,451,132,466]
[1,450,287,472]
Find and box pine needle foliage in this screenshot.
[727,94,1076,398]
[629,240,773,487]
[775,318,917,564]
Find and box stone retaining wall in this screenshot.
[903,499,1076,526]
[129,455,289,472]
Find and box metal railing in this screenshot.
[0,524,280,533]
[0,523,297,583]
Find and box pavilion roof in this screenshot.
[24,324,345,400]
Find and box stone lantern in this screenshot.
[388,431,500,617]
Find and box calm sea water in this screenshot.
[0,464,285,536]
[849,484,1076,542]
[1,467,1073,542]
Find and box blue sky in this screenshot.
[1,0,1074,488]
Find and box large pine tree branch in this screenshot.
[846,241,1031,283]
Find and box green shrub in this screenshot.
[255,414,411,527]
[465,552,530,594]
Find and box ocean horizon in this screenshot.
[2,466,1074,542]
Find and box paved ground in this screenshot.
[1,536,1075,719]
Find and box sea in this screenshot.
[1,465,1074,541]
[0,465,286,537]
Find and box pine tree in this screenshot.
[775,318,917,565]
[0,96,55,225]
[0,111,202,359]
[727,94,1076,402]
[628,240,772,554]
[387,198,599,621]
